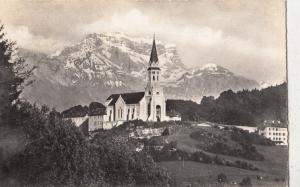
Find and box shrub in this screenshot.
[92,134,171,186]
[4,102,99,186]
[231,128,275,146]
[239,177,252,186]
[4,102,171,186]
[205,141,264,161]
[191,151,213,163]
[162,127,171,136]
[217,173,228,183]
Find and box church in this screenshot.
[104,36,169,125]
[62,36,179,131]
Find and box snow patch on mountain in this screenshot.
[19,32,260,110]
[201,63,218,71]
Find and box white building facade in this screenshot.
[259,126,288,145]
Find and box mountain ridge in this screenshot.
[19,32,260,111]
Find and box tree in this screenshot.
[239,177,252,186]
[0,23,31,126]
[91,133,171,186]
[162,127,170,136]
[217,173,227,183]
[4,102,104,186]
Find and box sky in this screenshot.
[0,0,286,84]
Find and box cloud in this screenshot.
[81,9,151,35]
[1,1,285,84]
[82,9,279,62]
[6,25,70,53]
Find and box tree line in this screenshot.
[167,82,287,126]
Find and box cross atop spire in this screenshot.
[149,34,158,65]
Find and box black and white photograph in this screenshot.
[0,0,289,186]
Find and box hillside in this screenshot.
[18,33,259,111]
[103,121,288,186]
[158,125,287,186]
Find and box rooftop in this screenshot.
[107,92,145,106]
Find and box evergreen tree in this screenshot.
[0,24,31,126]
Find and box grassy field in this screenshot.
[157,125,288,186]
[159,161,287,187]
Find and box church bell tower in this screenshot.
[145,35,166,121]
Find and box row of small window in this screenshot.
[272,137,285,141]
[110,108,136,121]
[148,91,159,95]
[268,127,285,131]
[150,75,159,81]
[127,108,135,120]
[269,133,286,136]
[93,121,103,126]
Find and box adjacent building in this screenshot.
[259,126,288,145]
[62,102,107,132]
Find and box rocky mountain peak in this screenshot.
[19,32,259,111]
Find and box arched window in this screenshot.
[109,110,112,121]
[156,105,161,122]
[127,109,130,121]
[153,76,155,81]
[132,108,135,119]
[147,103,151,117]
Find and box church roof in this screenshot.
[106,92,145,106]
[149,36,158,64]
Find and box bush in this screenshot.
[239,177,252,186]
[191,151,213,163]
[3,102,171,186]
[91,134,171,186]
[162,127,170,136]
[4,102,99,186]
[205,141,264,161]
[235,160,258,171]
[231,127,275,146]
[217,173,227,183]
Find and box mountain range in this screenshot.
[19,32,259,111]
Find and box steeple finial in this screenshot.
[149,34,158,64]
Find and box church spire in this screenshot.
[149,34,158,64]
